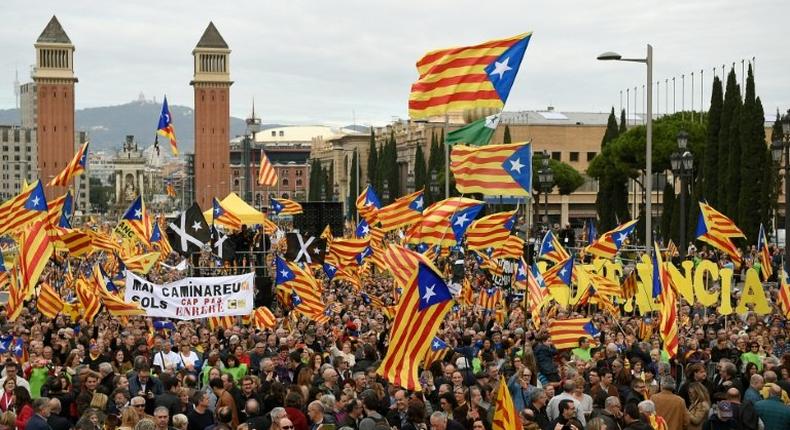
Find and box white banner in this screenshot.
[124,271,255,320]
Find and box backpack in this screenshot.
[362,415,390,430]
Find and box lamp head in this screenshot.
[676,130,689,150]
[597,51,623,61]
[771,140,784,163]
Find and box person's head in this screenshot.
[209,376,224,392]
[766,383,782,399]
[172,414,188,430]
[562,380,576,394]
[153,406,169,428]
[394,389,408,411]
[578,337,589,350]
[216,406,233,425]
[48,397,62,415]
[32,397,51,418]
[604,396,621,415]
[429,412,448,430]
[90,392,108,411]
[14,386,31,409]
[121,406,140,427]
[307,400,324,423]
[134,418,156,430]
[587,417,607,430]
[99,362,113,378]
[660,376,676,392]
[131,396,147,412]
[191,390,209,409]
[278,417,295,430]
[637,400,656,416]
[750,373,765,391]
[558,399,576,420]
[529,388,547,408]
[245,399,261,418]
[241,376,256,395]
[2,378,15,393]
[631,378,646,394]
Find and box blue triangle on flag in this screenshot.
[417,262,451,311]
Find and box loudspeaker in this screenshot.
[293,201,344,237]
[255,268,273,308]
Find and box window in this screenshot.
[296,179,302,187]
[551,151,561,161]
[282,178,289,186]
[271,131,276,137]
[295,170,303,177]
[569,152,579,162]
[279,131,284,137]
[587,152,597,161]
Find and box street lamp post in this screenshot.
[771,109,790,271]
[382,180,390,202]
[537,151,554,228]
[670,130,693,259]
[598,44,653,254]
[407,171,415,194]
[430,171,439,203]
[244,104,262,205]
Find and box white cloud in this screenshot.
[0,0,787,125]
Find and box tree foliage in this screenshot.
[702,76,723,205]
[348,150,358,219]
[503,125,512,144]
[367,130,378,191]
[414,143,427,195]
[718,69,742,216]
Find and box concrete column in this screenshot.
[560,195,570,227]
[115,171,121,203]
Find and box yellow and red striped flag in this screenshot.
[377,190,424,232]
[52,227,92,257]
[408,32,532,119]
[208,316,235,330]
[19,219,54,296]
[258,150,278,186]
[6,267,24,321]
[157,96,178,156]
[758,224,773,281]
[99,291,145,317]
[46,191,73,227]
[37,282,64,319]
[423,337,450,369]
[118,196,152,246]
[621,269,638,300]
[252,306,277,330]
[212,197,243,230]
[326,237,370,267]
[664,239,678,260]
[477,288,503,311]
[270,197,303,216]
[274,257,324,319]
[450,142,532,196]
[356,185,382,225]
[492,375,522,430]
[548,318,599,350]
[165,181,177,198]
[779,271,790,319]
[696,202,744,266]
[377,245,454,391]
[460,278,474,306]
[466,210,517,251]
[122,252,160,275]
[649,415,669,430]
[583,267,622,298]
[0,185,33,230]
[405,197,484,247]
[653,242,678,359]
[85,230,121,254]
[48,141,89,187]
[538,230,571,264]
[526,262,548,327]
[150,221,173,258]
[75,278,100,324]
[491,235,525,260]
[585,219,638,260]
[1,181,49,235]
[321,225,334,242]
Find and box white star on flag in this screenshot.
[518,265,526,278]
[560,268,567,277]
[414,197,424,209]
[214,207,221,215]
[134,209,142,218]
[31,196,40,207]
[433,340,440,348]
[490,57,512,79]
[509,158,524,173]
[280,269,289,278]
[617,233,628,244]
[454,213,469,226]
[361,225,370,235]
[191,221,202,231]
[423,284,436,302]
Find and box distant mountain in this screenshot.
[0,100,254,152]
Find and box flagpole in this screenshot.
[444,114,449,199]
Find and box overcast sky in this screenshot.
[1,0,787,126]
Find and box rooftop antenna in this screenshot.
[13,67,20,110]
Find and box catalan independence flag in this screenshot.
[157,95,178,156]
[527,263,548,327]
[405,197,484,247]
[653,242,678,358]
[779,271,790,319]
[542,257,574,289]
[75,278,100,324]
[423,337,450,369]
[1,180,49,235]
[49,141,89,187]
[19,219,54,296]
[757,223,773,281]
[213,197,243,230]
[356,185,382,224]
[270,197,303,216]
[377,245,453,391]
[120,195,151,246]
[275,257,324,319]
[450,142,532,196]
[326,236,370,267]
[258,150,278,186]
[466,210,517,251]
[492,375,522,430]
[548,318,599,350]
[409,32,532,119]
[585,219,638,260]
[377,190,424,232]
[491,234,525,260]
[37,282,65,319]
[539,230,570,264]
[46,191,73,227]
[695,202,744,266]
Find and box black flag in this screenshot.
[284,232,326,264]
[211,226,237,261]
[167,202,211,256]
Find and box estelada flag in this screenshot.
[157,95,178,156]
[258,150,278,186]
[409,32,532,119]
[451,142,532,196]
[49,142,89,187]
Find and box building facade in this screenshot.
[309,131,370,213]
[32,16,78,199]
[0,126,36,200]
[191,22,232,210]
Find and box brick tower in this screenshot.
[33,16,77,198]
[191,22,232,209]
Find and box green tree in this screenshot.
[717,69,742,216]
[382,131,400,202]
[503,125,512,144]
[619,109,627,134]
[367,130,378,190]
[308,159,322,201]
[594,108,621,230]
[414,143,427,194]
[703,76,723,205]
[737,64,765,240]
[660,181,675,243]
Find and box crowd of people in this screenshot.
[2,221,790,430]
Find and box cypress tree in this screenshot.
[375,143,386,194]
[619,109,627,134]
[738,64,762,239]
[427,132,439,203]
[367,130,378,190]
[703,76,723,205]
[772,108,784,142]
[414,143,427,194]
[688,174,702,248]
[718,69,741,215]
[385,131,400,201]
[595,108,624,231]
[726,97,743,217]
[660,181,675,243]
[503,125,512,144]
[308,159,322,201]
[669,185,681,245]
[349,150,358,218]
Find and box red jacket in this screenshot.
[285,406,309,430]
[15,404,33,430]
